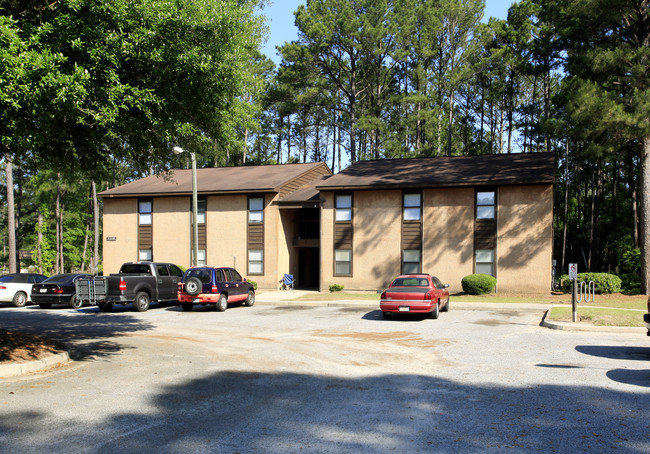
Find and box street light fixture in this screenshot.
[173,146,199,266]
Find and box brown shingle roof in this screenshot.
[276,175,330,206]
[316,152,555,191]
[99,162,331,198]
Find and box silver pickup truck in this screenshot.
[75,262,184,312]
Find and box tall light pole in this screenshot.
[173,146,199,266]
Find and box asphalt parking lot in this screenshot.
[0,300,649,453]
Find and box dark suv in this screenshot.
[178,266,255,312]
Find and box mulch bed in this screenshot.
[0,329,67,363]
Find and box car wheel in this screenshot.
[97,302,113,312]
[244,291,255,307]
[38,303,52,309]
[69,295,83,309]
[184,278,202,296]
[11,292,27,307]
[133,291,150,312]
[441,297,450,312]
[382,311,392,320]
[181,302,193,312]
[215,294,227,312]
[430,301,440,319]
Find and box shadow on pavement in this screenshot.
[575,345,650,361]
[0,371,648,453]
[0,308,155,361]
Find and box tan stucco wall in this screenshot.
[204,193,281,290]
[206,194,248,271]
[264,193,284,290]
[320,190,402,291]
[152,197,191,266]
[497,185,553,293]
[102,198,138,274]
[101,194,283,290]
[423,188,474,293]
[277,208,297,288]
[320,191,334,291]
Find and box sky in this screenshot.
[260,0,514,65]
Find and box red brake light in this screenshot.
[211,285,218,292]
[0,286,5,290]
[380,291,386,299]
[119,279,127,291]
[54,287,64,294]
[424,291,432,300]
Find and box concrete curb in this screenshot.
[0,351,70,379]
[540,308,646,334]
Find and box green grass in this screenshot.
[452,293,647,310]
[546,306,645,327]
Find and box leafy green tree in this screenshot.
[560,0,650,292]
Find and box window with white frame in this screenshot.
[193,249,206,266]
[196,198,206,224]
[402,249,421,274]
[335,195,352,222]
[334,249,352,275]
[139,200,152,225]
[139,249,152,261]
[476,191,495,219]
[248,250,263,275]
[403,193,421,221]
[248,197,264,223]
[475,249,494,276]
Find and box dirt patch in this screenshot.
[0,329,67,364]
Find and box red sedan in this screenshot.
[380,274,450,320]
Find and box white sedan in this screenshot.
[0,273,48,307]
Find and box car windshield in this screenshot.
[392,277,428,287]
[186,269,212,284]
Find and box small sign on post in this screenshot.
[568,263,578,281]
[569,263,578,322]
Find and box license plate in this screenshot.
[398,306,410,312]
[193,298,200,303]
[40,289,47,293]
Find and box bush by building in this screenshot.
[461,274,496,295]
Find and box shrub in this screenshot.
[248,280,258,290]
[329,284,344,292]
[560,272,622,294]
[461,274,496,295]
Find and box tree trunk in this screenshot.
[561,140,569,271]
[447,91,455,157]
[92,180,99,273]
[5,154,17,273]
[59,201,65,273]
[37,210,43,274]
[630,154,639,249]
[639,136,650,294]
[243,127,249,165]
[331,120,337,173]
[55,183,61,274]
